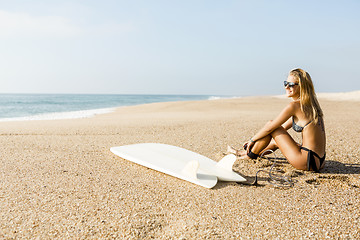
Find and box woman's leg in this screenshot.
[240,126,307,170]
[228,135,275,157]
[270,127,308,170]
[258,138,278,156]
[228,134,273,158]
[250,135,272,155]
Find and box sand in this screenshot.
[0,95,359,239]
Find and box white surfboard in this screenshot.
[110,143,246,188]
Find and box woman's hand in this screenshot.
[243,140,255,153]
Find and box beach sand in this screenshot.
[1,96,359,239]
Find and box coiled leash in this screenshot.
[238,149,294,188]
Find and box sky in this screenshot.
[0,0,359,96]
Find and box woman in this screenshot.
[228,68,326,172]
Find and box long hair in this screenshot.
[289,68,323,123]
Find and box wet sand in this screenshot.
[1,95,359,239]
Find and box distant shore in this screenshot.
[273,90,360,101]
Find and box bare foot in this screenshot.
[238,154,252,160]
[227,146,247,157]
[226,145,237,155]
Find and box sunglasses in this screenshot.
[284,81,299,88]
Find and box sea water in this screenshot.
[0,94,230,122]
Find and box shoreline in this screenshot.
[0,94,234,122]
[1,90,359,123]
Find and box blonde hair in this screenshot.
[289,68,323,123]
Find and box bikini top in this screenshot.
[292,117,311,132]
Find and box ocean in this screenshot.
[0,94,226,122]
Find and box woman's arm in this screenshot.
[282,117,293,131]
[246,102,296,146]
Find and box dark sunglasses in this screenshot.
[284,81,299,88]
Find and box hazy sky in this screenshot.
[1,0,359,95]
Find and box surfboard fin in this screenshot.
[216,154,236,172]
[182,160,199,179]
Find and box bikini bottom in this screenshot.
[300,146,326,172]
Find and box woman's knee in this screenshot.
[270,126,286,138]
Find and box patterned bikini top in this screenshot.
[292,117,312,132]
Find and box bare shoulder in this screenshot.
[288,100,300,107]
[284,101,300,113]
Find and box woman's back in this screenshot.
[302,118,326,158]
[293,101,326,158]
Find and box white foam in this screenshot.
[208,96,242,100]
[0,107,116,122]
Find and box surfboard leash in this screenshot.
[237,149,294,188]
